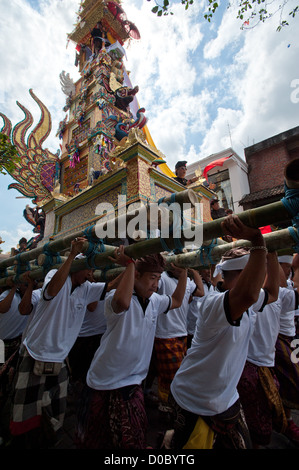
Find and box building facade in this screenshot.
[186,148,250,215]
[240,125,299,211]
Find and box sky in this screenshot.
[0,0,298,253]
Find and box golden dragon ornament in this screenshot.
[0,89,59,205]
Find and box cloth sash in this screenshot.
[183,416,214,449]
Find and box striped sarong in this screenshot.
[154,336,187,404]
[10,350,69,438]
[237,360,287,445]
[275,333,299,410]
[75,384,147,449]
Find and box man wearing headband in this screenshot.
[76,246,187,449]
[168,214,279,449]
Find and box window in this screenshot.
[208,169,233,210]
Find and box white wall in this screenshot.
[186,148,250,214]
[226,159,250,213]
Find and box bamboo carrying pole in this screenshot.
[0,198,292,274]
[0,189,198,272]
[164,227,297,269]
[1,226,297,287]
[1,158,299,287]
[0,237,226,287]
[91,228,298,281]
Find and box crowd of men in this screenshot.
[0,214,299,449]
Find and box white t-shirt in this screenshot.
[187,296,201,336]
[87,290,172,390]
[155,272,197,338]
[278,286,297,337]
[23,269,107,362]
[20,288,42,347]
[247,298,281,367]
[79,300,107,337]
[0,290,28,340]
[187,282,215,336]
[170,289,266,416]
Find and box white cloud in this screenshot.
[199,107,244,157]
[203,5,242,60]
[186,2,299,160]
[0,225,36,255]
[0,0,80,151]
[123,0,205,166]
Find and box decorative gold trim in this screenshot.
[69,2,130,44]
[109,128,166,161]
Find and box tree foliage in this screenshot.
[149,0,298,31]
[0,133,19,175]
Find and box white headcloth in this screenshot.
[213,254,250,277]
[75,253,86,260]
[278,255,293,264]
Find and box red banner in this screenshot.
[203,156,231,180]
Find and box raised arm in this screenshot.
[221,215,267,321]
[263,251,279,304]
[18,272,37,315]
[46,237,87,298]
[170,264,187,309]
[109,246,135,314]
[188,269,205,297]
[106,270,125,292]
[0,279,17,314]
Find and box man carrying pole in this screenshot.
[168,214,280,449]
[75,246,187,449]
[9,237,111,449]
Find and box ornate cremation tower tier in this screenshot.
[1,0,215,248]
[38,0,214,244]
[58,0,147,196]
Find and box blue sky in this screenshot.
[0,0,299,253]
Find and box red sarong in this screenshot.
[154,336,187,404]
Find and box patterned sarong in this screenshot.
[275,333,299,410]
[168,394,251,449]
[10,350,69,438]
[237,360,287,445]
[154,337,187,403]
[75,384,147,449]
